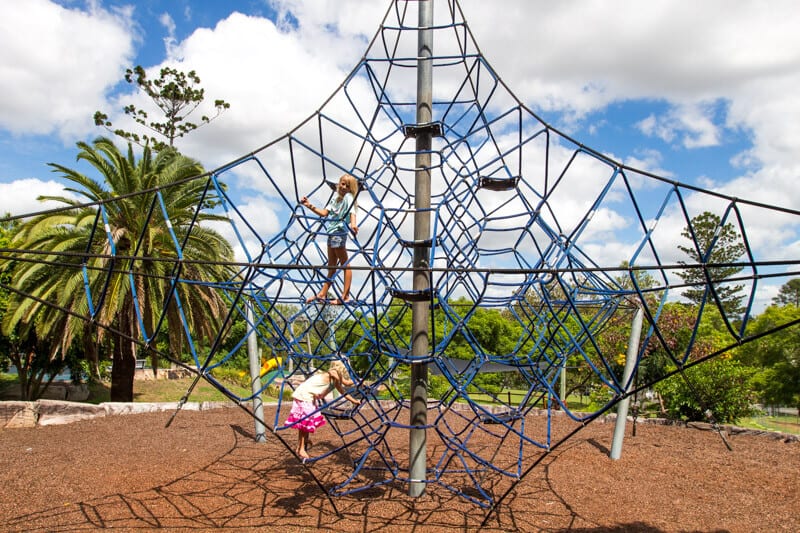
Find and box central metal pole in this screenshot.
[409,0,433,498]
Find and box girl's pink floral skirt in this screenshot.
[286,399,326,433]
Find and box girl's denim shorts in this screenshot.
[328,231,347,249]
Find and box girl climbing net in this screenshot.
[285,360,362,459]
[301,173,359,304]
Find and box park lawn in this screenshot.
[0,373,16,397]
[5,373,798,436]
[466,389,591,411]
[462,391,800,436]
[0,373,265,405]
[737,413,800,435]
[106,377,262,404]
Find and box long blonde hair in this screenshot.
[342,174,358,196]
[338,174,359,210]
[329,360,353,386]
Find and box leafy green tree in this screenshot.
[588,264,662,392]
[677,211,746,316]
[94,66,230,151]
[0,216,19,373]
[4,137,234,401]
[447,297,522,359]
[1,209,90,401]
[654,357,756,423]
[615,260,661,299]
[623,302,727,414]
[1,205,88,398]
[772,278,800,307]
[215,302,300,371]
[2,322,91,401]
[3,329,63,400]
[742,305,800,415]
[514,280,615,402]
[647,304,754,422]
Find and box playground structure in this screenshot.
[2,0,800,522]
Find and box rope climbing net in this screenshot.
[3,0,800,519]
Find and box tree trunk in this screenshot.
[12,349,31,401]
[167,300,184,363]
[110,300,136,402]
[83,325,101,381]
[657,391,667,415]
[110,332,135,401]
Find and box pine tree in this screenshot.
[677,211,746,316]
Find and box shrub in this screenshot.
[655,358,756,423]
[210,366,251,389]
[586,383,615,412]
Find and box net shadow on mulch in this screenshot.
[0,406,797,532]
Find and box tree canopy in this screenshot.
[94,66,230,151]
[677,211,746,317]
[772,278,800,307]
[4,137,234,401]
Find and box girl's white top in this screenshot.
[324,192,354,234]
[292,371,333,402]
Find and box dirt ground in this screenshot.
[0,404,797,532]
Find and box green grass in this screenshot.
[0,372,270,404]
[465,389,591,411]
[5,372,798,436]
[0,373,16,398]
[83,378,249,404]
[736,413,800,435]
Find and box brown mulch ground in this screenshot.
[0,405,797,532]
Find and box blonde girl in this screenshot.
[285,360,361,459]
[301,174,359,304]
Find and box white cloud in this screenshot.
[159,12,178,57]
[0,0,135,139]
[461,0,800,103]
[205,192,284,263]
[270,0,387,54]
[637,115,667,142]
[6,0,799,193]
[111,11,366,170]
[458,0,800,204]
[1,0,799,315]
[637,103,721,149]
[623,149,673,181]
[0,178,78,216]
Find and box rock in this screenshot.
[0,401,39,429]
[37,399,106,426]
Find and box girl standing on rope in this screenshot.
[301,173,359,304]
[285,360,361,459]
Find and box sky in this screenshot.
[1,0,799,307]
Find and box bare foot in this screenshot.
[298,449,310,459]
[331,297,351,305]
[305,294,327,303]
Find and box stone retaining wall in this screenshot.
[1,399,797,443]
[0,399,233,429]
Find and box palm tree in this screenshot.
[2,204,98,398]
[4,137,234,401]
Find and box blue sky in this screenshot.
[2,1,795,199]
[1,0,799,307]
